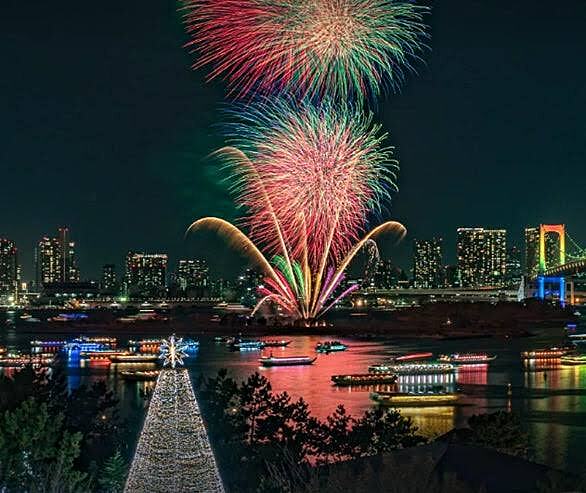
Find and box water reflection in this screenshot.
[3,329,586,471]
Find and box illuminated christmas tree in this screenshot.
[124,336,224,492]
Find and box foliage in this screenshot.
[196,369,425,492]
[464,411,530,459]
[0,366,125,491]
[0,398,88,493]
[97,450,127,493]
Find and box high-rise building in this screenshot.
[0,239,18,303]
[457,228,507,288]
[373,259,402,289]
[413,238,443,288]
[126,252,168,298]
[101,264,118,294]
[237,268,263,307]
[444,264,460,288]
[176,259,209,297]
[505,246,523,287]
[58,227,79,282]
[35,227,79,286]
[525,225,563,277]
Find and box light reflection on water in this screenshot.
[2,328,586,471]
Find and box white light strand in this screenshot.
[124,368,225,493]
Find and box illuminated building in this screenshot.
[373,259,402,289]
[101,264,118,294]
[505,246,523,287]
[525,225,564,277]
[0,239,19,303]
[413,238,443,288]
[444,264,460,288]
[35,227,79,286]
[175,259,209,298]
[237,268,263,307]
[126,252,168,298]
[457,228,506,288]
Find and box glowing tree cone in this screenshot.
[125,338,224,492]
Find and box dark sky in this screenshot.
[1,0,585,281]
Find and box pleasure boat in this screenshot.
[438,353,496,364]
[331,373,398,386]
[316,341,348,353]
[261,340,291,348]
[370,389,458,407]
[109,353,159,363]
[521,346,575,360]
[368,361,455,375]
[259,355,316,367]
[120,370,160,381]
[560,354,586,365]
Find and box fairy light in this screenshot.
[125,336,224,492]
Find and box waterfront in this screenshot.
[2,323,586,473]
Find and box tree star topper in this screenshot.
[160,335,188,368]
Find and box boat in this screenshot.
[48,313,88,322]
[0,352,56,367]
[316,341,348,353]
[128,339,162,352]
[438,353,496,364]
[183,339,200,350]
[368,362,455,375]
[261,339,291,348]
[30,340,66,349]
[109,353,159,363]
[521,346,575,360]
[568,333,586,343]
[231,340,263,351]
[259,355,316,367]
[566,323,578,330]
[560,354,586,365]
[370,389,458,407]
[120,370,160,381]
[393,352,434,362]
[63,336,117,352]
[81,350,128,361]
[331,373,398,386]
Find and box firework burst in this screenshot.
[182,0,428,101]
[188,99,405,320]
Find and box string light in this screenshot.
[125,336,224,492]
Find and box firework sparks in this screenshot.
[188,99,405,320]
[182,0,428,100]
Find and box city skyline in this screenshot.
[1,0,585,280]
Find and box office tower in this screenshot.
[176,259,209,297]
[0,239,18,302]
[58,227,79,282]
[36,227,79,286]
[525,225,563,277]
[237,268,263,307]
[457,228,507,288]
[413,238,443,288]
[101,264,118,293]
[373,259,401,289]
[36,236,61,286]
[444,264,460,288]
[126,252,168,298]
[505,246,523,287]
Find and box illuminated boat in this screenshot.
[64,336,117,352]
[521,347,575,360]
[109,353,159,363]
[259,355,316,367]
[231,340,263,351]
[316,341,348,353]
[261,340,291,348]
[370,389,458,407]
[368,362,455,375]
[183,339,200,350]
[120,370,160,381]
[31,340,66,349]
[331,373,398,386]
[81,350,128,361]
[568,333,586,343]
[0,352,56,367]
[393,352,434,362]
[438,353,496,364]
[48,313,88,322]
[560,354,586,365]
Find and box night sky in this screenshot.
[1,0,585,281]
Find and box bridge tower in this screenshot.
[537,224,566,306]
